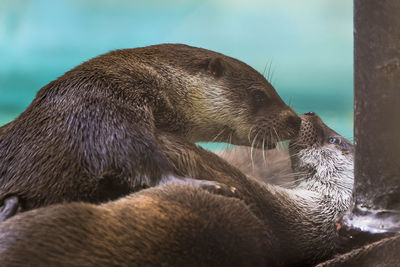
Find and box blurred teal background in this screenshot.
[0,0,353,143]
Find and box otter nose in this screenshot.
[304,112,316,116]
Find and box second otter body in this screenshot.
[158,112,354,265]
[0,113,354,266]
[0,44,300,212]
[0,184,270,267]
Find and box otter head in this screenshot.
[289,112,354,207]
[178,52,301,149]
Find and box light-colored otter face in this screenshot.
[289,112,354,210]
[180,56,300,148]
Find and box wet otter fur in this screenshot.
[0,113,353,266]
[0,43,300,216]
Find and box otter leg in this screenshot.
[160,175,238,198]
[0,196,20,222]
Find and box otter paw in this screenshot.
[197,180,238,198]
[159,175,238,198]
[0,196,20,222]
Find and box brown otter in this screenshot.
[0,184,271,267]
[159,112,354,265]
[0,44,300,219]
[0,113,353,266]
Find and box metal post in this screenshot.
[340,0,400,244]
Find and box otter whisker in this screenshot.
[211,128,226,143]
[270,172,306,186]
[271,67,276,84]
[287,150,307,159]
[267,60,272,81]
[262,132,267,167]
[250,130,261,171]
[291,170,310,177]
[289,136,306,145]
[288,96,293,109]
[269,128,275,150]
[247,125,257,144]
[229,131,233,145]
[272,127,282,151]
[287,140,311,148]
[261,154,291,165]
[278,171,310,181]
[220,134,233,152]
[277,175,310,187]
[283,171,308,178]
[262,59,269,78]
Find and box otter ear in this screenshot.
[203,57,225,78]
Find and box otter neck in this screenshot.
[161,69,237,143]
[292,146,354,214]
[150,65,199,139]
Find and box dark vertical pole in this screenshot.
[342,0,400,238]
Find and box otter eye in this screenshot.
[250,89,269,106]
[328,137,341,145]
[328,136,353,152]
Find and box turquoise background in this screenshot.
[0,0,353,144]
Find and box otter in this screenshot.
[0,184,270,267]
[0,44,300,219]
[160,112,354,265]
[0,112,353,266]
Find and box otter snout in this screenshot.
[289,112,354,185]
[243,107,301,149]
[290,112,354,152]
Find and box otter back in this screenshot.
[0,184,270,267]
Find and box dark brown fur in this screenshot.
[0,44,300,213]
[0,122,11,137]
[0,184,271,267]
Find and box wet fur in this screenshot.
[0,43,300,212]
